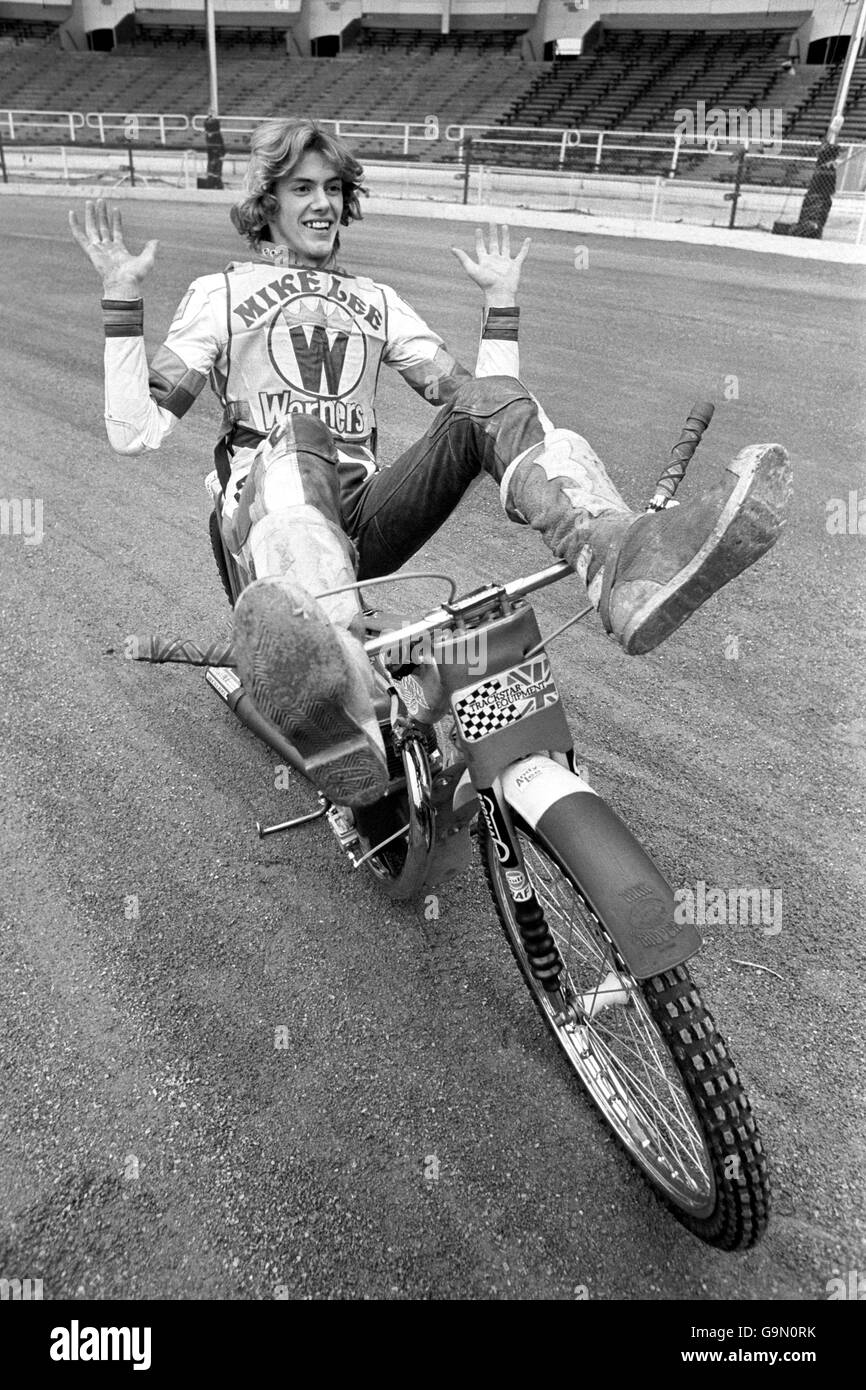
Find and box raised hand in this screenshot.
[450,223,531,307]
[69,198,158,298]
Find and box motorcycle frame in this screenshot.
[209,483,701,983]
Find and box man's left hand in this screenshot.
[451,223,531,307]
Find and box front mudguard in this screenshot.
[497,756,701,980]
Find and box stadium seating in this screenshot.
[2,17,863,188]
[354,27,523,55]
[504,28,792,134]
[0,39,542,161]
[783,59,866,143]
[119,24,289,53]
[486,26,861,181]
[0,18,57,45]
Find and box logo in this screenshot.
[0,1278,43,1300]
[628,899,673,934]
[478,792,510,862]
[673,100,783,156]
[514,762,545,787]
[49,1321,152,1370]
[619,882,656,903]
[826,490,866,535]
[674,881,783,937]
[453,656,559,743]
[0,497,43,545]
[398,673,429,715]
[505,869,533,903]
[826,1271,865,1300]
[268,293,367,398]
[635,923,676,947]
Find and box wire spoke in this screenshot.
[584,1024,708,1177]
[620,1010,702,1142]
[507,829,713,1207]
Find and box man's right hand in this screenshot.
[69,198,158,298]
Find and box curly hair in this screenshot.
[230,118,367,251]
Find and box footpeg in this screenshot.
[326,803,361,853]
[256,799,329,837]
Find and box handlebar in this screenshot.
[131,404,716,668]
[130,636,237,665]
[647,401,714,511]
[365,402,715,658]
[363,561,571,659]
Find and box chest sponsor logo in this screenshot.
[257,391,369,437]
[267,293,368,399]
[452,656,559,742]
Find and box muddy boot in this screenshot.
[234,577,388,806]
[501,429,792,655]
[234,506,388,806]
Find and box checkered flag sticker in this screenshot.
[452,656,560,743]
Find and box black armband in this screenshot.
[102,299,144,338]
[482,306,519,341]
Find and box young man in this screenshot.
[70,118,791,807]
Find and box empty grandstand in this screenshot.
[1,3,864,193]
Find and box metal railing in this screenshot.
[447,122,584,169]
[1,108,864,200]
[0,109,84,140]
[2,143,864,243]
[443,123,866,184]
[84,111,190,145]
[190,113,441,154]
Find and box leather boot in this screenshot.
[234,505,388,806]
[501,429,792,655]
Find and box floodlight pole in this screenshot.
[205,0,219,116]
[829,0,866,138]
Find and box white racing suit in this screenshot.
[100,242,623,623]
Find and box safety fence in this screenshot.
[447,124,866,195]
[0,110,440,153]
[2,134,865,244]
[2,109,865,193]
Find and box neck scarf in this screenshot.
[254,240,344,275]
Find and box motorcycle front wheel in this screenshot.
[480,817,770,1250]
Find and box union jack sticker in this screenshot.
[452,656,560,743]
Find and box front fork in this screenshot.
[477,780,566,996]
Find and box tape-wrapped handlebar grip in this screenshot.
[649,401,715,507]
[129,636,236,666]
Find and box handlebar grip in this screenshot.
[129,636,236,666]
[648,401,715,510]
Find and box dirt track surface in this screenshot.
[1,194,864,1300]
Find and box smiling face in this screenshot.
[266,150,344,266]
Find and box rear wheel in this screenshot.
[481,818,769,1250]
[353,730,434,896]
[209,507,235,607]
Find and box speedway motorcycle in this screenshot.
[133,402,770,1251]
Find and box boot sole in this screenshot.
[618,444,792,655]
[234,594,388,808]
